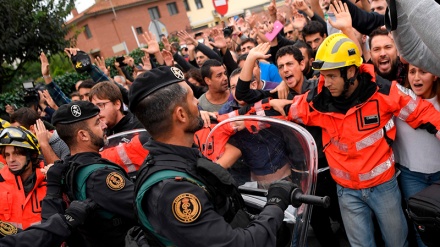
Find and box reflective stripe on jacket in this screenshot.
[100,134,147,174]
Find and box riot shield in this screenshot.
[104,129,148,148]
[203,116,319,247]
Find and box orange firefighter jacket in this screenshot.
[100,134,148,174]
[0,162,47,230]
[286,64,440,189]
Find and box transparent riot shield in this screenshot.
[104,129,148,148]
[203,116,319,247]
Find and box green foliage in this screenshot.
[51,72,89,96]
[0,0,75,92]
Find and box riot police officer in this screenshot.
[43,101,136,247]
[129,66,296,246]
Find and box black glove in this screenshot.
[46,161,69,198]
[64,199,97,229]
[266,180,297,211]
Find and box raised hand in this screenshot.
[268,0,277,17]
[248,42,272,61]
[293,0,309,12]
[209,28,227,49]
[34,119,50,149]
[95,56,109,76]
[40,52,50,77]
[141,31,160,54]
[161,35,171,52]
[328,1,352,32]
[63,47,80,58]
[245,14,258,29]
[177,30,198,46]
[292,12,307,30]
[161,50,174,66]
[40,90,58,110]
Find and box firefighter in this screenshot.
[268,33,440,247]
[0,126,46,234]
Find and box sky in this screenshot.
[66,0,95,21]
[75,0,94,13]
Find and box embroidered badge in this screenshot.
[106,172,126,191]
[71,105,82,117]
[171,67,185,80]
[0,222,17,236]
[172,193,201,223]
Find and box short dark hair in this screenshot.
[240,38,258,47]
[302,21,326,40]
[201,59,223,80]
[70,91,80,98]
[78,79,96,90]
[56,120,89,148]
[293,40,313,60]
[368,27,390,49]
[275,46,304,65]
[134,83,187,138]
[1,146,39,170]
[230,67,242,79]
[10,107,40,129]
[89,81,123,110]
[237,53,248,65]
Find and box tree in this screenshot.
[0,0,75,93]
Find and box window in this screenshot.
[84,25,92,39]
[183,0,190,11]
[167,2,179,15]
[135,26,143,35]
[148,6,161,20]
[195,0,203,9]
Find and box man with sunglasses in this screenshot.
[283,22,301,42]
[0,127,46,234]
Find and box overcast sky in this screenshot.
[75,0,94,12]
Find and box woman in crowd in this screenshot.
[393,64,440,247]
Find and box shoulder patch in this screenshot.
[0,222,17,236]
[106,172,126,191]
[172,193,201,223]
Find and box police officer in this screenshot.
[129,66,296,246]
[43,101,136,247]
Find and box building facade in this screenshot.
[66,0,191,57]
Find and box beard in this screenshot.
[185,109,204,134]
[375,59,399,81]
[88,129,106,148]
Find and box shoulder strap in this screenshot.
[135,170,204,246]
[74,164,112,200]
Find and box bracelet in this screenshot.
[43,75,51,79]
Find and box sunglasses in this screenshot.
[284,30,295,35]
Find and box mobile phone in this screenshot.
[116,56,127,67]
[265,20,284,42]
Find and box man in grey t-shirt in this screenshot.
[199,59,230,112]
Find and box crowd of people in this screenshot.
[0,0,440,246]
